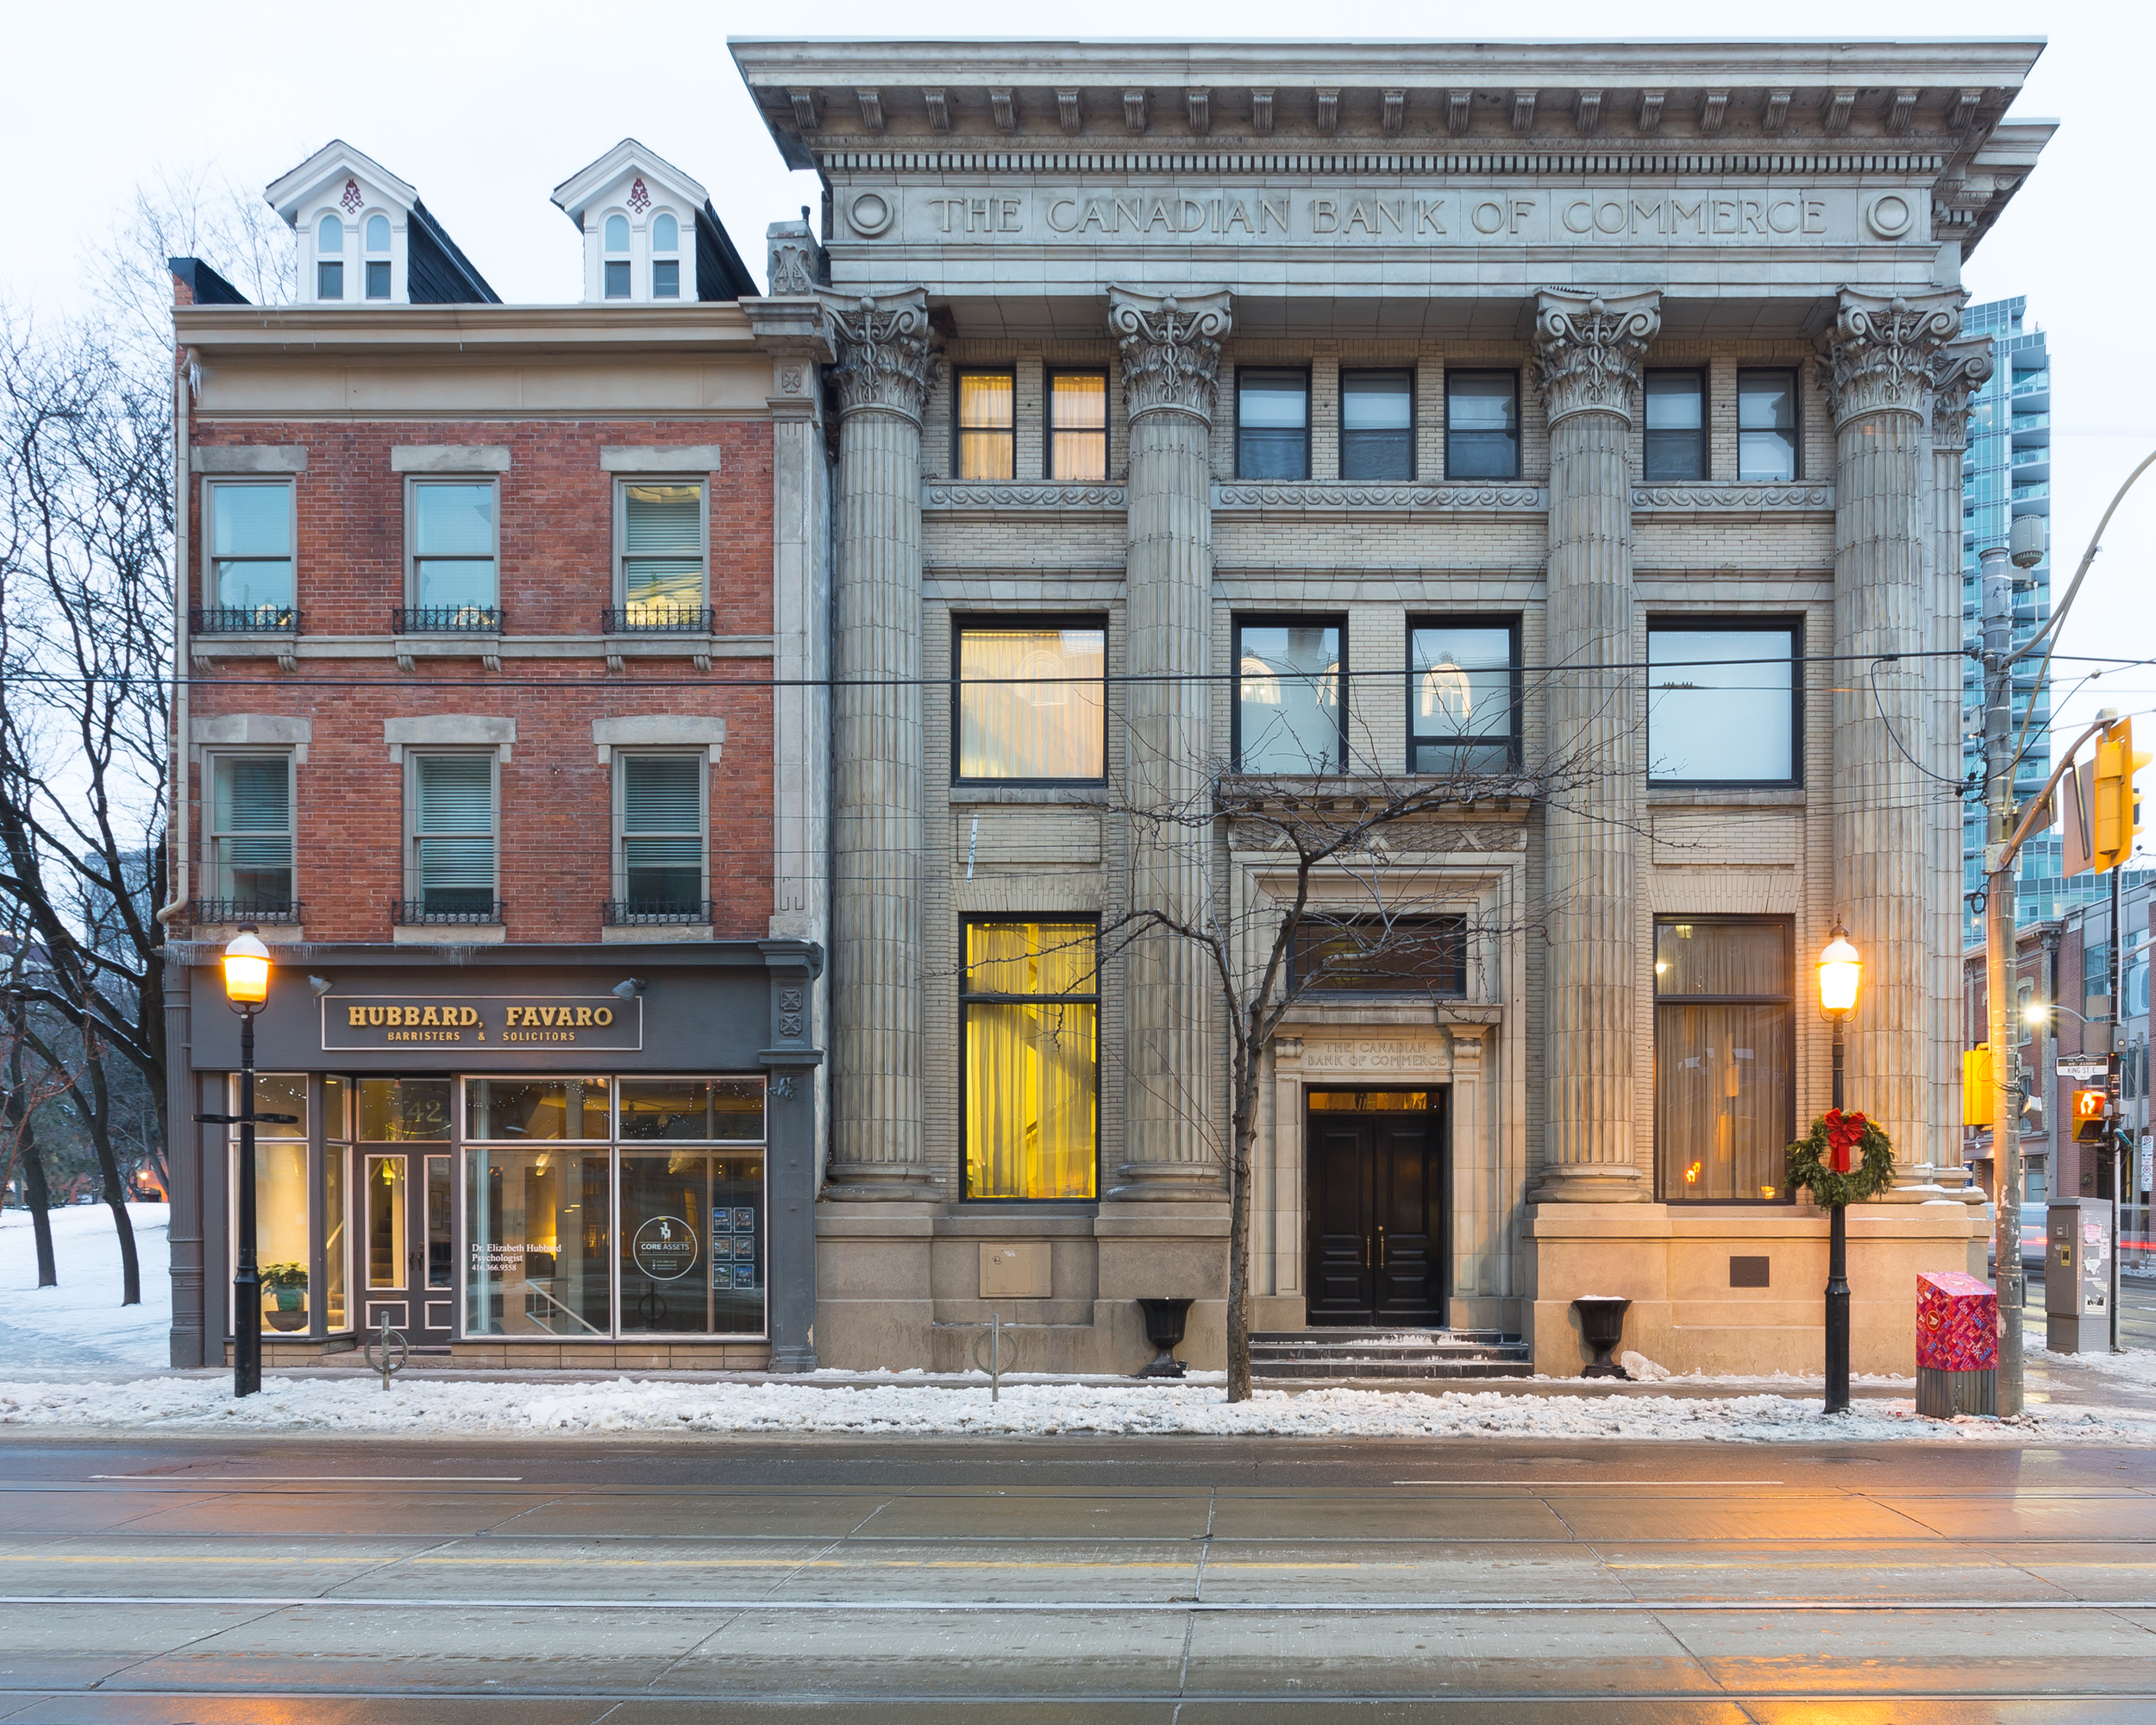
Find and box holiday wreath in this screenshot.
[1785,1107,1896,1208]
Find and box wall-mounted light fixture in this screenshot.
[308,975,335,999]
[612,977,647,1000]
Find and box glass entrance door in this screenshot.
[360,1150,454,1346]
[1303,1090,1446,1327]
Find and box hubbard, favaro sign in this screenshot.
[322,995,643,1052]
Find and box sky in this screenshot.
[3,0,2152,768]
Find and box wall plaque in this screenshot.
[322,995,643,1052]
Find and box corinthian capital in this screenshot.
[1532,288,1662,426]
[1928,335,1994,450]
[1819,288,1963,426]
[823,288,936,423]
[1108,285,1232,424]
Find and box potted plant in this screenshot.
[262,1263,309,1332]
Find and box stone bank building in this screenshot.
[167,38,2053,1379]
[729,35,2046,1377]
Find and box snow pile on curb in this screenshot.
[0,1374,2148,1443]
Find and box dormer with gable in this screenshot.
[266,141,498,307]
[550,140,759,304]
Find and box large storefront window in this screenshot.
[963,922,1099,1200]
[1656,919,1794,1202]
[229,1074,309,1331]
[464,1075,768,1339]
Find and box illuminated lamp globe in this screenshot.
[222,926,272,1007]
[1817,920,1861,1019]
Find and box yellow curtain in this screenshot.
[957,629,1105,780]
[965,923,1098,1199]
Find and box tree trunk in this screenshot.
[78,1053,141,1305]
[21,1135,57,1288]
[1225,1055,1259,1402]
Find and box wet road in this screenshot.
[3,1433,2156,1721]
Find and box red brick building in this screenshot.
[163,141,831,1371]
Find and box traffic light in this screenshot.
[2092,717,2150,875]
[2071,1085,2111,1145]
[1963,1045,1992,1126]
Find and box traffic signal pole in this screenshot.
[1980,545,2026,1415]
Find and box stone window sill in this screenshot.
[948,785,1110,806]
[392,923,505,946]
[1646,787,1807,806]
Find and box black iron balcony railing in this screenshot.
[603,899,714,926]
[392,605,503,634]
[603,605,715,634]
[191,899,304,925]
[191,605,299,634]
[393,899,506,926]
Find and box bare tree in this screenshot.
[3,922,83,1288]
[0,315,173,1308]
[1094,731,1592,1402]
[90,166,294,368]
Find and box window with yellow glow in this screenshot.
[963,921,1099,1200]
[956,370,1015,480]
[1654,918,1793,1203]
[956,622,1106,781]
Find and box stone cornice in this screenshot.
[172,304,758,356]
[1818,287,1965,425]
[1109,286,1232,425]
[824,288,937,423]
[1213,481,1546,513]
[810,147,1952,180]
[924,482,1128,511]
[1631,482,1833,512]
[1533,289,1662,427]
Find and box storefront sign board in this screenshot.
[323,995,642,1052]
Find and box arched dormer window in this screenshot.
[603,214,630,298]
[316,213,344,299]
[651,211,680,299]
[364,214,392,300]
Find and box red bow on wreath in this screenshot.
[1822,1108,1868,1174]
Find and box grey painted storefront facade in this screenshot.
[165,940,822,1370]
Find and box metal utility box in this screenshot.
[2046,1198,2114,1352]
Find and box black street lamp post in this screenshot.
[193,926,291,1398]
[1818,920,1863,1417]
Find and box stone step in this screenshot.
[1250,1357,1535,1380]
[1249,1342,1517,1363]
[1250,1328,1520,1346]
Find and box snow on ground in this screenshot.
[0,1203,169,1371]
[0,1371,2147,1443]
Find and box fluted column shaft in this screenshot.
[824,292,935,1195]
[1821,290,1965,1182]
[1110,287,1231,1195]
[1533,290,1659,1201]
[1926,339,1992,1177]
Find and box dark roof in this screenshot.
[167,257,249,306]
[696,202,760,301]
[406,199,502,304]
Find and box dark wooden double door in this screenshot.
[1305,1094,1446,1326]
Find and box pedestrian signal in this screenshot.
[2071,1085,2111,1145]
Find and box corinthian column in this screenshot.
[1108,286,1232,1196]
[1820,289,1965,1184]
[1927,336,1993,1180]
[823,291,937,1196]
[1532,289,1660,1202]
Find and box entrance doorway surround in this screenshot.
[1261,1019,1521,1338]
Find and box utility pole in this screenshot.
[1980,541,2028,1414]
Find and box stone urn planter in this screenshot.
[1136,1298,1194,1378]
[1570,1295,1633,1379]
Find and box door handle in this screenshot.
[1377,1226,1387,1268]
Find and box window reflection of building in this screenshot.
[1236,622,1344,774]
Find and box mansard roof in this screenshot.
[265,140,500,304]
[549,137,760,302]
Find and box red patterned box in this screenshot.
[1916,1271,1999,1373]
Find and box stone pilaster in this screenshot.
[823,289,937,1196]
[1108,286,1232,1196]
[1927,336,1992,1182]
[1531,288,1660,1202]
[1820,289,1965,1184]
